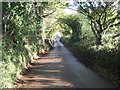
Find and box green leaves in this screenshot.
[58,15,82,43]
[2,2,52,88]
[77,2,119,46]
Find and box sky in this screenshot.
[64,0,119,14]
[64,0,78,14]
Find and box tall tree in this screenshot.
[68,1,120,46]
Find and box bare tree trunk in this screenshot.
[91,21,102,46]
[96,34,102,46]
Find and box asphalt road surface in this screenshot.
[15,46,116,88]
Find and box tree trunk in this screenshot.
[96,34,102,46]
[91,21,103,46]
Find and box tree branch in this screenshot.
[103,16,119,30]
[89,2,99,15]
[110,22,120,27]
[42,10,56,18]
[113,33,120,38]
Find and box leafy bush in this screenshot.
[1,2,53,88]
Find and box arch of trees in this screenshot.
[1,1,120,88]
[66,1,120,47]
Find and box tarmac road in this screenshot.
[15,46,116,88]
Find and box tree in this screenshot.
[58,15,82,43]
[2,2,56,88]
[68,1,120,46]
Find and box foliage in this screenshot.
[68,1,120,46]
[61,1,120,85]
[58,15,82,43]
[1,1,120,88]
[2,2,55,88]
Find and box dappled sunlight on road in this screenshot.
[15,47,74,88]
[23,75,74,88]
[14,47,115,88]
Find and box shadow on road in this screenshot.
[14,46,116,88]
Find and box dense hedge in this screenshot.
[1,2,53,88]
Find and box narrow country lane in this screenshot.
[14,46,116,88]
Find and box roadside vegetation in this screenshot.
[1,1,120,88]
[59,1,120,86]
[1,2,65,88]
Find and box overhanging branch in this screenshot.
[42,10,56,18]
[113,33,120,38]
